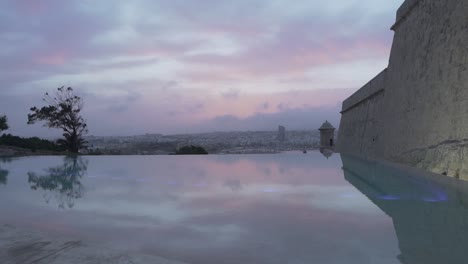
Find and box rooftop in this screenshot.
[319,121,335,130]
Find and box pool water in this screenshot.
[1,152,467,264]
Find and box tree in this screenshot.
[176,145,208,155]
[28,87,88,153]
[0,115,8,133]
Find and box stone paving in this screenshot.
[0,225,188,264]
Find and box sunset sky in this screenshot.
[0,0,404,137]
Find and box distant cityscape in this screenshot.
[85,127,328,155]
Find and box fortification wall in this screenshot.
[338,70,386,156]
[338,0,468,179]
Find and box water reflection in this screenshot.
[0,169,7,185]
[223,179,242,191]
[0,154,397,264]
[320,148,334,159]
[0,157,13,185]
[28,156,88,209]
[342,155,468,264]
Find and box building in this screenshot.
[319,121,335,149]
[277,125,286,142]
[337,0,468,179]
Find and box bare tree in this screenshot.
[0,115,8,133]
[28,87,88,153]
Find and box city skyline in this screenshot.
[0,0,403,137]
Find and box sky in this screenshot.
[0,0,404,137]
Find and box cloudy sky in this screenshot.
[0,0,403,137]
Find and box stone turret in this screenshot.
[319,121,335,149]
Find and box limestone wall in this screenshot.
[338,0,468,179]
[319,129,335,147]
[338,70,386,156]
[392,0,422,30]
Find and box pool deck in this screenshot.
[0,225,188,264]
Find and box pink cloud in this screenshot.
[180,36,391,84]
[34,51,67,65]
[13,0,49,15]
[0,0,401,136]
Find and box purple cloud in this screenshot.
[0,0,404,136]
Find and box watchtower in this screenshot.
[319,121,335,149]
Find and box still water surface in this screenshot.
[0,152,467,264]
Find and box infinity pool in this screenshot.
[0,152,467,264]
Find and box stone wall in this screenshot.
[338,69,386,156]
[319,129,335,148]
[338,0,468,179]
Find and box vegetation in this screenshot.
[0,134,65,152]
[175,145,208,155]
[133,142,178,154]
[28,87,88,153]
[0,115,8,133]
